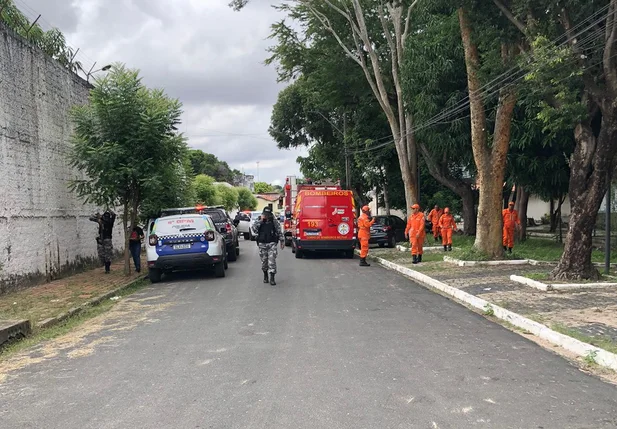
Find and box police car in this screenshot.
[146,213,228,283]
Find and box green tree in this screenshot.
[215,185,239,211]
[69,63,186,275]
[496,0,616,280]
[236,187,258,210]
[188,149,237,183]
[193,174,218,205]
[1,1,81,72]
[253,182,274,194]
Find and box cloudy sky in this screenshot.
[19,0,307,186]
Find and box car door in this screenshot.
[392,216,406,242]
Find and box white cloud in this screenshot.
[21,0,308,184]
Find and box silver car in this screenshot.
[146,214,227,283]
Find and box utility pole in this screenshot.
[256,161,260,183]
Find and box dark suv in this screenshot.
[369,215,407,248]
[201,206,240,262]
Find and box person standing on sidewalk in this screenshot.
[502,201,521,254]
[252,207,284,285]
[405,203,426,264]
[438,207,457,252]
[357,205,375,267]
[129,224,144,273]
[100,211,116,273]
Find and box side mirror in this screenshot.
[233,220,239,227]
[220,227,227,234]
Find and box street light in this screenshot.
[86,63,112,83]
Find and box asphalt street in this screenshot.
[1,241,616,429]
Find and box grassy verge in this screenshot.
[0,279,149,359]
[551,323,617,355]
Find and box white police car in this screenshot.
[146,213,227,283]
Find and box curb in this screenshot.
[37,275,147,329]
[510,274,617,292]
[366,253,617,372]
[444,256,539,267]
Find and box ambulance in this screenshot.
[290,188,357,259]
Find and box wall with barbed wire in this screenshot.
[0,22,123,294]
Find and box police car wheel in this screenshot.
[149,268,162,283]
[215,262,226,278]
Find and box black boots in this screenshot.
[448,244,452,251]
[104,261,111,273]
[263,271,269,283]
[444,245,448,252]
[412,255,418,264]
[418,254,422,263]
[359,258,370,267]
[270,273,276,286]
[508,247,512,254]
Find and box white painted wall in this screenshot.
[0,25,123,293]
[527,195,572,221]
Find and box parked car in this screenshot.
[369,215,407,248]
[201,206,240,262]
[233,212,252,240]
[248,211,262,241]
[146,213,227,283]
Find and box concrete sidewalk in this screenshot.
[366,248,617,376]
[0,260,144,347]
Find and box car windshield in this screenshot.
[153,216,210,235]
[251,212,261,220]
[374,217,388,225]
[204,210,226,222]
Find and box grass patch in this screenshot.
[524,272,551,281]
[0,279,149,359]
[551,322,617,355]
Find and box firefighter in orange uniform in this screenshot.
[502,201,521,253]
[428,205,444,242]
[405,203,426,264]
[358,205,375,267]
[438,207,457,252]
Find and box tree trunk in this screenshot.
[459,7,517,258]
[382,169,391,215]
[515,185,530,242]
[551,118,617,280]
[461,187,477,236]
[549,198,557,232]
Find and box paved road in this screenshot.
[1,243,616,429]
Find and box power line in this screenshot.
[346,8,609,156]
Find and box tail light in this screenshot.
[226,223,232,233]
[383,226,392,232]
[205,231,215,241]
[149,234,158,246]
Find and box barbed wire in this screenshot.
[3,0,100,82]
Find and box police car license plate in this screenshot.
[305,232,320,236]
[173,244,191,250]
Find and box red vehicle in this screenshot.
[290,188,357,259]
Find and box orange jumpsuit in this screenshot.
[438,213,457,246]
[502,208,521,248]
[428,208,443,239]
[357,213,375,258]
[405,212,426,256]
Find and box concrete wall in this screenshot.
[0,24,123,294]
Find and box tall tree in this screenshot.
[496,0,617,279]
[254,182,274,194]
[244,0,422,209]
[457,3,520,257]
[69,64,186,275]
[236,187,258,210]
[194,174,218,205]
[401,5,478,234]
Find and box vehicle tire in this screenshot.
[388,236,397,248]
[148,268,162,283]
[235,244,240,256]
[379,243,385,248]
[215,261,226,278]
[345,249,355,259]
[228,245,238,262]
[224,257,228,270]
[244,233,250,240]
[284,238,292,247]
[295,248,303,259]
